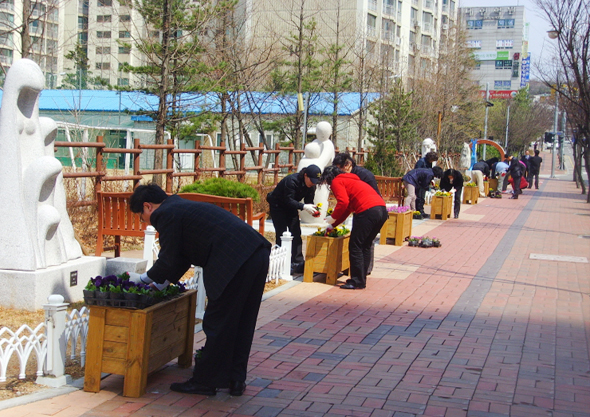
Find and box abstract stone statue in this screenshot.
[297,121,335,224]
[0,59,104,309]
[460,142,471,170]
[0,59,82,270]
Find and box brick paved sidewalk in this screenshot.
[4,153,590,417]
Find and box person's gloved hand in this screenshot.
[303,204,317,215]
[127,272,153,285]
[151,280,170,291]
[324,215,336,225]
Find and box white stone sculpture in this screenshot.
[297,121,335,224]
[421,137,436,157]
[460,142,471,170]
[0,59,104,310]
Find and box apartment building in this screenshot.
[460,5,531,98]
[0,0,458,89]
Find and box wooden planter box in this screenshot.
[304,234,350,285]
[463,186,479,204]
[379,211,413,245]
[489,179,498,193]
[430,195,452,220]
[484,181,490,197]
[84,290,197,397]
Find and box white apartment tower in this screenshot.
[460,5,530,98]
[0,0,458,89]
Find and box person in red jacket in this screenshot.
[320,165,388,290]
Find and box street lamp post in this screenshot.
[551,76,559,179]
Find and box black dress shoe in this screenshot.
[229,381,246,396]
[340,283,365,289]
[170,379,216,395]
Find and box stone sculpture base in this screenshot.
[0,256,106,310]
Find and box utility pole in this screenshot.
[504,105,510,149]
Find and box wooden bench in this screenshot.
[96,191,266,256]
[375,176,404,206]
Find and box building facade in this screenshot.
[1,0,458,88]
[460,5,530,98]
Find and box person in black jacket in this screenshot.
[129,184,272,397]
[528,149,543,189]
[266,164,321,273]
[333,153,380,194]
[402,166,443,217]
[506,155,523,199]
[440,169,464,219]
[414,151,439,217]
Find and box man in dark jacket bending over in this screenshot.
[129,184,271,397]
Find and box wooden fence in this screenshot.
[56,136,370,195]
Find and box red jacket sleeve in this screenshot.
[330,178,352,226]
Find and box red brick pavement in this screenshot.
[4,153,590,416]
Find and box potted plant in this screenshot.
[430,191,452,220]
[432,237,441,248]
[380,206,413,246]
[407,236,421,247]
[463,182,479,204]
[305,225,351,285]
[419,236,433,248]
[412,211,422,220]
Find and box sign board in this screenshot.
[480,90,518,99]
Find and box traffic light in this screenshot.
[544,132,554,143]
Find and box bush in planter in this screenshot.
[179,177,260,201]
[312,224,350,237]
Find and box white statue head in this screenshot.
[421,138,436,156]
[315,121,332,142]
[304,141,321,159]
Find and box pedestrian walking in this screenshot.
[528,149,543,189]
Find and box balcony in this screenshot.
[366,26,376,38]
[0,2,14,11]
[382,30,394,42]
[368,0,377,12]
[383,4,394,16]
[424,0,433,10]
[422,22,432,33]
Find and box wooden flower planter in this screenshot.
[488,179,498,193]
[430,195,452,220]
[483,180,490,197]
[379,211,413,245]
[84,290,197,398]
[463,186,479,204]
[304,234,350,285]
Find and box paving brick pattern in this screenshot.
[5,154,590,416]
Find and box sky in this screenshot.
[458,0,554,77]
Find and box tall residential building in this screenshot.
[460,5,530,99]
[1,0,458,89]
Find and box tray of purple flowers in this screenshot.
[83,272,187,309]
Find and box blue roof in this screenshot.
[0,90,380,117]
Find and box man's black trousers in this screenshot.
[192,245,270,387]
[269,206,304,264]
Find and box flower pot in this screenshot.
[123,292,140,309]
[83,290,96,306]
[463,186,479,204]
[84,290,197,398]
[95,291,109,306]
[379,211,413,246]
[433,241,441,248]
[430,195,452,220]
[304,234,350,285]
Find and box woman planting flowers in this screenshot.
[320,165,387,290]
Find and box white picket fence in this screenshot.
[0,228,292,384]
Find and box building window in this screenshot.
[0,12,15,23]
[497,19,515,29]
[503,80,511,88]
[118,46,131,54]
[117,78,129,86]
[97,31,111,38]
[496,39,513,49]
[119,31,131,38]
[0,47,13,65]
[494,80,503,88]
[466,40,481,48]
[96,46,111,54]
[467,20,483,29]
[120,15,131,22]
[98,0,112,6]
[97,15,111,22]
[96,62,111,70]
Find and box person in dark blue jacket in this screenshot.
[333,153,380,194]
[402,166,443,218]
[414,152,439,217]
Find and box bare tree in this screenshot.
[535,0,590,201]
